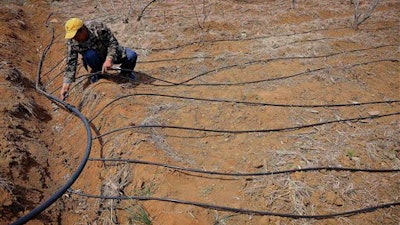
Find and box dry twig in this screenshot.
[352,0,380,29]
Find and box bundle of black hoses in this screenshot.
[11,27,399,224]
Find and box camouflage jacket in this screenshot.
[64,21,126,83]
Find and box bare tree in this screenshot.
[351,0,380,30]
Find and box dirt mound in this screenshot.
[0,2,59,224]
[1,0,399,224]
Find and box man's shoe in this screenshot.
[128,72,137,81]
[90,74,99,83]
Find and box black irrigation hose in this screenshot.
[45,51,398,92]
[147,25,397,52]
[88,157,400,176]
[20,19,398,223]
[176,45,397,85]
[42,56,65,78]
[137,0,158,21]
[49,58,398,95]
[147,27,344,51]
[48,71,101,96]
[67,189,400,219]
[178,58,399,87]
[139,56,213,63]
[134,45,397,86]
[47,49,398,92]
[93,111,400,139]
[109,68,176,84]
[88,92,399,122]
[135,58,398,87]
[73,157,400,218]
[11,28,93,225]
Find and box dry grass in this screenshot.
[0,176,13,193]
[31,0,400,224]
[96,163,132,224]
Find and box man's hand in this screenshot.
[102,57,113,73]
[60,83,71,100]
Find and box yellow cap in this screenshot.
[65,18,83,39]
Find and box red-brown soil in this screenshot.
[1,0,399,225]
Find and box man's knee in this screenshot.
[126,48,137,62]
[84,49,100,62]
[83,50,103,72]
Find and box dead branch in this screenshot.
[137,0,158,21]
[352,0,380,30]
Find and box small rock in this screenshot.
[368,111,380,116]
[306,109,319,114]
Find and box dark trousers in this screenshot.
[83,48,137,82]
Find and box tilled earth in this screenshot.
[0,0,399,224]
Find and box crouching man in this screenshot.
[60,18,137,99]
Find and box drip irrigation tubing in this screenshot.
[88,92,399,122]
[45,53,398,93]
[139,58,398,87]
[173,59,398,87]
[145,25,393,52]
[67,189,400,219]
[149,23,397,50]
[93,111,400,139]
[112,57,396,87]
[176,47,397,85]
[139,56,213,63]
[137,0,158,21]
[72,58,399,89]
[11,28,93,225]
[74,157,400,218]
[88,157,400,176]
[43,53,398,96]
[13,19,399,224]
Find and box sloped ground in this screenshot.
[1,0,399,224]
[0,2,59,224]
